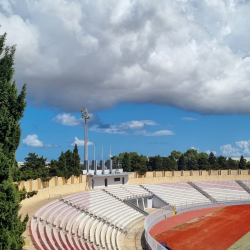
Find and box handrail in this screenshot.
[144,197,250,250]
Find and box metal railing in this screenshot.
[144,197,250,250]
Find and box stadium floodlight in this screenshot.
[81,108,92,162]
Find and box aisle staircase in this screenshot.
[235,180,250,195]
[188,182,217,203]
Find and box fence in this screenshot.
[144,198,250,250]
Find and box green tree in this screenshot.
[217,156,228,170]
[178,154,187,170]
[197,152,209,170]
[72,144,81,176]
[20,153,50,182]
[171,150,182,161]
[184,149,199,170]
[58,151,71,179]
[148,155,163,171]
[227,157,238,170]
[0,32,28,249]
[122,152,131,172]
[208,152,216,167]
[239,155,247,169]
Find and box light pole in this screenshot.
[81,108,91,171]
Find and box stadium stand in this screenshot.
[193,180,250,201]
[30,189,144,250]
[105,185,151,200]
[142,182,211,207]
[30,180,250,249]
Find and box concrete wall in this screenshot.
[19,169,250,206]
[20,175,89,206]
[89,175,129,189]
[128,170,250,185]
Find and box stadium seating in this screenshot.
[30,181,250,249]
[142,182,211,207]
[193,180,250,201]
[242,180,250,189]
[30,189,144,250]
[105,185,151,200]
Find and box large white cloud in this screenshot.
[2,0,250,114]
[22,134,57,147]
[220,140,250,156]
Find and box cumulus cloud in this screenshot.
[70,136,93,146]
[52,113,83,126]
[22,134,57,147]
[220,144,240,156]
[220,140,250,156]
[3,1,250,114]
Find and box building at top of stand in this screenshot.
[82,158,132,189]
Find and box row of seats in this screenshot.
[105,185,151,200]
[31,189,144,250]
[194,181,250,201]
[142,182,211,208]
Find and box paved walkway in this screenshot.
[121,217,146,250]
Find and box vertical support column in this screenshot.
[72,175,74,184]
[30,179,33,192]
[84,160,89,173]
[56,176,58,186]
[191,170,193,176]
[100,160,105,174]
[172,171,175,177]
[108,160,112,174]
[92,160,97,175]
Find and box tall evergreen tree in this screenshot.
[72,144,81,176]
[239,155,246,169]
[0,32,28,249]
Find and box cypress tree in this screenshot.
[0,32,28,249]
[72,144,81,176]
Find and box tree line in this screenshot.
[15,144,82,182]
[111,149,250,175]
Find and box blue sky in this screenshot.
[2,0,250,161]
[16,102,250,162]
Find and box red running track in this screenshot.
[150,205,250,250]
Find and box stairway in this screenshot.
[123,200,149,216]
[140,185,172,208]
[235,180,250,195]
[188,182,217,203]
[102,189,148,216]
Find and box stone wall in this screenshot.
[19,169,250,205]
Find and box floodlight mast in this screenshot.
[81,108,91,162]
